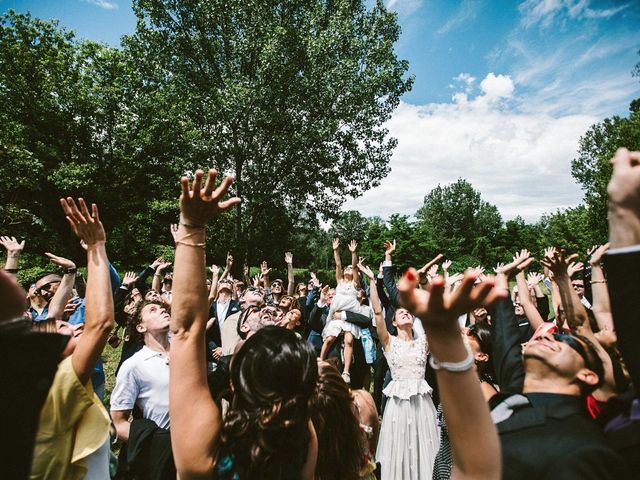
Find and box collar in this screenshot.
[139,345,169,361]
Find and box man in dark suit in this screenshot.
[601,147,640,475]
[206,279,240,363]
[490,255,629,479]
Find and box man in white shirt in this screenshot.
[110,300,171,440]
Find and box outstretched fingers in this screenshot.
[202,169,217,197]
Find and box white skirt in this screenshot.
[322,319,362,340]
[376,391,440,480]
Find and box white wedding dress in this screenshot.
[322,281,370,340]
[376,335,439,480]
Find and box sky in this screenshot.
[3,0,640,222]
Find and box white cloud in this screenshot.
[343,72,603,222]
[519,0,630,28]
[84,0,119,10]
[480,73,515,99]
[385,0,422,16]
[437,0,481,35]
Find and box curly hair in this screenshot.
[311,363,365,480]
[127,300,166,343]
[219,326,318,480]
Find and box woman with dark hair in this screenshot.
[168,169,318,480]
[432,320,498,480]
[312,362,379,480]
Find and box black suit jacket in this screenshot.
[490,296,628,479]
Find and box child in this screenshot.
[320,239,371,384]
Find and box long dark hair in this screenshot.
[311,363,365,480]
[220,326,318,479]
[467,321,496,383]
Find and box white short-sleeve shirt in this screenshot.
[110,346,170,429]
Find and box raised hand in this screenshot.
[348,240,358,253]
[427,264,439,278]
[319,285,330,304]
[157,261,172,272]
[243,264,249,276]
[332,238,340,250]
[260,261,271,276]
[446,272,464,287]
[540,249,576,277]
[589,243,610,267]
[526,272,544,286]
[310,272,321,287]
[417,253,444,283]
[0,236,25,255]
[179,169,241,227]
[209,264,220,276]
[567,260,584,278]
[284,252,293,264]
[226,252,233,268]
[150,257,164,269]
[60,198,106,245]
[122,271,138,287]
[607,149,640,248]
[497,249,534,278]
[399,268,507,332]
[252,274,261,287]
[357,260,374,280]
[170,224,179,243]
[45,252,76,270]
[441,259,452,272]
[384,239,396,256]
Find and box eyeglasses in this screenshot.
[245,286,265,295]
[552,333,595,370]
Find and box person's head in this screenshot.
[144,289,162,303]
[343,265,354,281]
[128,300,171,344]
[162,274,172,291]
[311,362,365,480]
[271,279,284,295]
[325,288,336,305]
[237,305,278,340]
[306,280,315,291]
[240,286,266,308]
[296,282,307,296]
[217,279,233,299]
[283,308,302,330]
[222,327,318,478]
[524,327,604,396]
[393,308,414,329]
[514,300,524,316]
[466,321,495,381]
[34,272,62,303]
[356,287,368,306]
[571,278,585,299]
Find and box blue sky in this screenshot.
[3,0,640,221]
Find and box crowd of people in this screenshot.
[2,148,640,479]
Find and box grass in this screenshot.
[102,340,122,406]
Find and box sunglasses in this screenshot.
[552,333,595,370]
[36,282,59,295]
[245,286,265,295]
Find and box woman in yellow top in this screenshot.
[30,198,114,480]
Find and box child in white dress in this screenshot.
[320,239,371,384]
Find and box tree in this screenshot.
[416,179,502,265]
[571,103,640,240]
[535,205,595,255]
[126,0,413,261]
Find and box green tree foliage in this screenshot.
[416,179,502,267]
[571,103,640,241]
[126,0,413,263]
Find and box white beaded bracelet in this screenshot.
[429,343,475,372]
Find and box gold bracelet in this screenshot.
[590,280,607,284]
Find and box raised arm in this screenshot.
[332,238,342,282]
[60,198,114,386]
[152,261,171,292]
[169,169,240,478]
[220,252,233,281]
[358,261,389,349]
[348,240,359,285]
[399,269,505,480]
[208,264,220,306]
[588,244,614,332]
[43,253,76,321]
[512,251,544,331]
[285,251,295,295]
[0,236,24,277]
